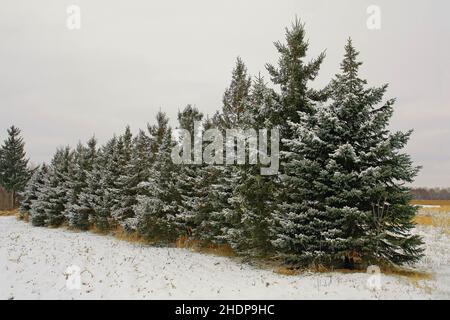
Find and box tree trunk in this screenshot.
[11,189,16,209]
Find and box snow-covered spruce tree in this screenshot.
[225,75,278,258]
[78,144,107,231]
[207,61,279,257]
[92,136,120,231]
[133,112,182,242]
[19,166,42,220]
[111,126,137,226]
[195,58,252,246]
[44,147,73,227]
[189,117,225,243]
[121,129,153,231]
[272,39,423,268]
[130,129,153,184]
[194,165,237,245]
[264,19,327,262]
[66,137,98,230]
[29,164,50,226]
[64,143,87,227]
[174,105,204,236]
[124,111,173,233]
[0,126,30,207]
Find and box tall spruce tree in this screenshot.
[79,144,107,230]
[201,58,252,246]
[94,136,120,230]
[226,75,278,257]
[175,105,204,235]
[65,143,87,227]
[133,112,182,242]
[19,166,42,219]
[261,19,327,259]
[0,126,30,207]
[66,137,98,230]
[121,129,153,231]
[45,147,72,226]
[111,126,137,226]
[29,164,50,226]
[272,39,423,267]
[189,118,226,243]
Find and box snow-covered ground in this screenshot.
[0,216,449,300]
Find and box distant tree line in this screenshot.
[17,19,423,269]
[411,188,450,200]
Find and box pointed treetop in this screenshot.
[214,57,252,129]
[177,105,203,133]
[266,18,326,117]
[341,38,363,78]
[124,125,133,140]
[87,136,97,149]
[7,125,21,137]
[284,17,308,57]
[252,72,267,90]
[224,57,251,106]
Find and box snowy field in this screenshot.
[0,216,449,300]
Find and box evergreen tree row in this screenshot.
[19,19,423,268]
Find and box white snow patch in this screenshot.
[0,217,449,300]
[414,205,441,208]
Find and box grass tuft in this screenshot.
[381,265,433,280]
[415,213,450,235]
[275,266,300,276]
[0,209,19,217]
[112,225,147,244]
[176,236,235,257]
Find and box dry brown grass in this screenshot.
[273,263,433,287]
[415,215,434,226]
[381,265,433,281]
[0,209,19,217]
[415,212,450,235]
[111,225,147,244]
[412,200,450,234]
[381,265,434,289]
[88,224,110,236]
[176,236,235,257]
[411,199,450,206]
[419,205,450,214]
[275,266,300,276]
[428,216,449,234]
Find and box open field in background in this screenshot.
[412,200,450,206]
[414,200,450,235]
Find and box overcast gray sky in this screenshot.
[0,0,449,187]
